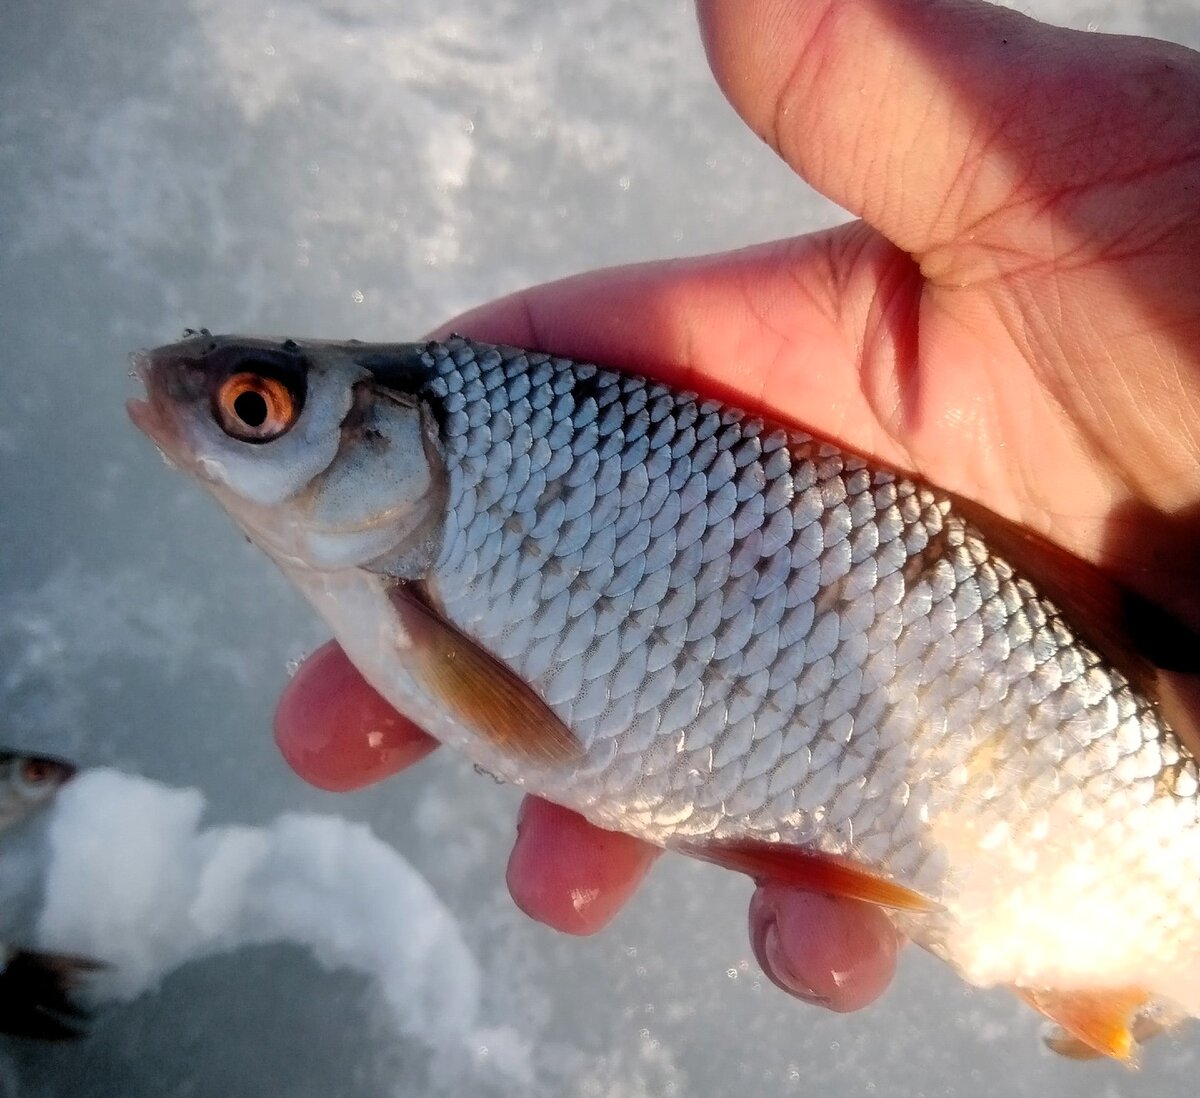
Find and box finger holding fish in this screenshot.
[507,797,659,937]
[750,884,903,1014]
[275,640,437,793]
[277,641,899,1006]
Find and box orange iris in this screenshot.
[215,372,298,442]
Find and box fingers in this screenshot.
[504,788,902,1007]
[506,797,660,935]
[276,647,661,933]
[274,641,437,791]
[697,0,1031,255]
[749,883,902,1013]
[695,0,1200,262]
[276,647,897,1007]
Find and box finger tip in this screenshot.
[506,798,659,936]
[274,641,437,792]
[749,884,901,1013]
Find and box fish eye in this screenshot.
[21,759,51,784]
[214,369,302,443]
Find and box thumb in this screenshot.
[696,0,1200,272]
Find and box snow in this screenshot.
[36,769,481,1059]
[1,0,1197,1094]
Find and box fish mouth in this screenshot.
[126,351,183,455]
[126,395,173,449]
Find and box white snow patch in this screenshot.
[36,769,481,1056]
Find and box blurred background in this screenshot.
[1,0,1197,1094]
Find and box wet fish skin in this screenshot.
[130,331,1200,1056]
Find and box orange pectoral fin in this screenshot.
[390,585,583,767]
[1015,986,1151,1063]
[673,838,938,913]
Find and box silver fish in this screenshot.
[0,748,101,1040]
[130,330,1200,1061]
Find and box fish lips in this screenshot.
[126,349,188,458]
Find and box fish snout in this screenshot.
[126,348,186,455]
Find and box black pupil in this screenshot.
[234,390,269,428]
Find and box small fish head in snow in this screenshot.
[128,332,448,577]
[0,750,76,833]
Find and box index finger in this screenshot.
[275,641,437,791]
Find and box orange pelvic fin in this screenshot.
[673,838,938,913]
[1043,1013,1168,1062]
[390,585,583,767]
[1015,986,1151,1063]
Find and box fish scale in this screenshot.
[133,331,1200,1056]
[420,341,1189,893]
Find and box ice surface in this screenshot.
[2,0,1198,1094]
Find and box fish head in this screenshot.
[0,751,76,832]
[128,332,447,577]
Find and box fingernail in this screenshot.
[754,916,831,1007]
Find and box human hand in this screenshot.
[276,0,1200,1013]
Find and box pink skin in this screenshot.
[275,0,1200,1013]
[506,798,660,937]
[750,886,903,1012]
[275,642,436,792]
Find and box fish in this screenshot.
[129,329,1200,1062]
[0,748,102,1040]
